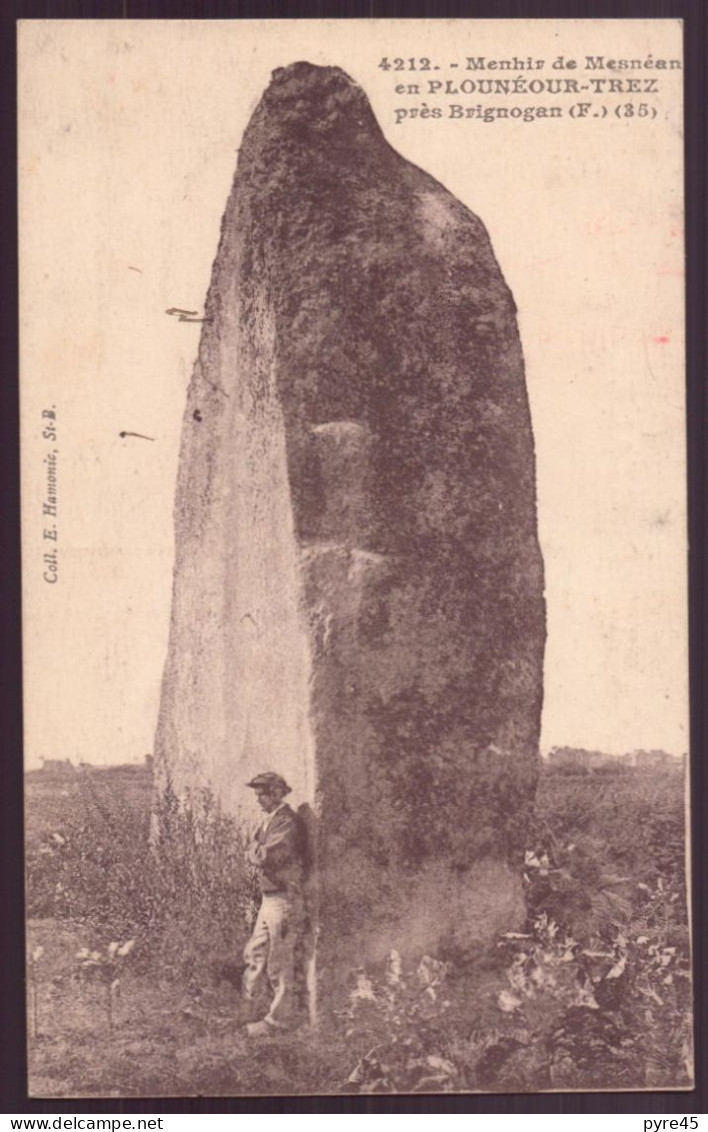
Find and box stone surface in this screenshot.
[155,62,546,992]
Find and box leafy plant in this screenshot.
[535,765,686,883]
[25,760,692,1095]
[490,869,693,1089]
[342,951,462,1093]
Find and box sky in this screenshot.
[19,19,688,766]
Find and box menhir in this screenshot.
[154,62,546,987]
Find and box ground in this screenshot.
[25,759,691,1097]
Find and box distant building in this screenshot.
[545,746,681,772]
[41,758,75,775]
[625,749,677,770]
[546,747,612,770]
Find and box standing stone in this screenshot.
[154,62,546,996]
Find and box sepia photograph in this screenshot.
[19,18,690,1098]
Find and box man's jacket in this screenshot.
[247,804,306,894]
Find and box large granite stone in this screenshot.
[154,62,546,996]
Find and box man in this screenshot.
[242,771,307,1038]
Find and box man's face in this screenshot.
[255,786,282,813]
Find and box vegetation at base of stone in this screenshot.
[367,691,537,867]
[25,759,690,1096]
[341,881,691,1093]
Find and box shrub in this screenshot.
[340,838,692,1094]
[535,767,686,883]
[26,772,257,989]
[521,840,633,939]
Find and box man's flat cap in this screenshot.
[245,772,292,794]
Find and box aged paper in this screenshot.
[20,19,689,1098]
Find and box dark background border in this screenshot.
[2,0,705,1115]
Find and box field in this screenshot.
[25,760,692,1097]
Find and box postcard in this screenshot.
[20,18,690,1097]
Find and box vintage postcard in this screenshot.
[20,18,690,1097]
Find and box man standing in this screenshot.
[242,772,308,1037]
